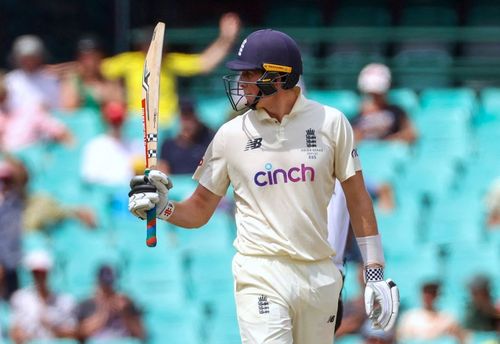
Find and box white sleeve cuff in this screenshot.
[356,234,385,267]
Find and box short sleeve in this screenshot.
[192,127,230,196]
[333,111,362,182]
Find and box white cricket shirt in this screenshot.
[193,89,361,261]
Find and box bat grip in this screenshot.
[145,169,157,247]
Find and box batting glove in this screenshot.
[364,267,400,332]
[128,170,173,220]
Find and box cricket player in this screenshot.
[129,29,399,344]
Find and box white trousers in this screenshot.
[232,253,343,344]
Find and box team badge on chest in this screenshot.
[301,128,323,159]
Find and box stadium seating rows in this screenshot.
[3,86,498,344]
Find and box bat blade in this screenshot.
[141,22,165,248]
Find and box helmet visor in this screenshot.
[222,72,286,111]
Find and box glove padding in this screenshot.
[364,279,400,332]
[128,170,173,220]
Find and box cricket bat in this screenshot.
[141,22,165,247]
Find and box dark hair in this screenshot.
[422,281,440,295]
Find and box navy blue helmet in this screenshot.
[223,29,303,111]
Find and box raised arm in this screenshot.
[198,12,241,73]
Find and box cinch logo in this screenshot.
[253,163,315,187]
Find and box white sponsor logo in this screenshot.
[238,38,247,56]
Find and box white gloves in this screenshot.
[364,267,400,332]
[128,170,173,220]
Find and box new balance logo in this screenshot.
[258,295,269,314]
[327,315,336,324]
[245,138,263,151]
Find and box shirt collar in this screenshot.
[254,87,306,122]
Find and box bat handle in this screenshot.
[145,169,157,247]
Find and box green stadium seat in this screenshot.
[170,210,235,252]
[392,49,453,90]
[205,311,240,344]
[196,96,231,131]
[168,174,198,202]
[388,88,419,117]
[307,90,360,119]
[185,248,235,304]
[332,6,392,26]
[399,337,457,344]
[264,4,324,27]
[414,108,471,161]
[477,88,500,125]
[420,88,478,113]
[425,195,484,246]
[394,156,456,203]
[356,141,411,183]
[385,245,441,310]
[50,220,120,298]
[466,5,500,26]
[53,108,105,147]
[145,305,203,344]
[400,6,458,26]
[123,243,188,310]
[440,242,499,317]
[86,339,142,344]
[336,334,363,344]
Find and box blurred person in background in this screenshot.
[5,35,60,112]
[352,63,417,144]
[75,265,145,342]
[463,274,499,332]
[0,70,72,152]
[80,100,142,187]
[158,98,214,174]
[59,35,124,111]
[0,156,97,304]
[397,281,468,344]
[485,177,500,228]
[0,157,28,301]
[101,12,241,128]
[10,250,77,344]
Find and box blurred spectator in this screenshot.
[463,274,500,332]
[10,250,77,344]
[397,281,468,344]
[352,63,417,144]
[0,156,27,301]
[76,265,145,341]
[24,193,97,232]
[5,35,59,112]
[360,321,396,344]
[0,70,72,152]
[101,12,241,128]
[0,155,96,301]
[485,177,500,228]
[81,100,142,186]
[158,98,214,174]
[60,35,124,111]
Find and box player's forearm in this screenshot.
[167,186,221,228]
[199,37,234,73]
[167,200,211,228]
[342,172,379,238]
